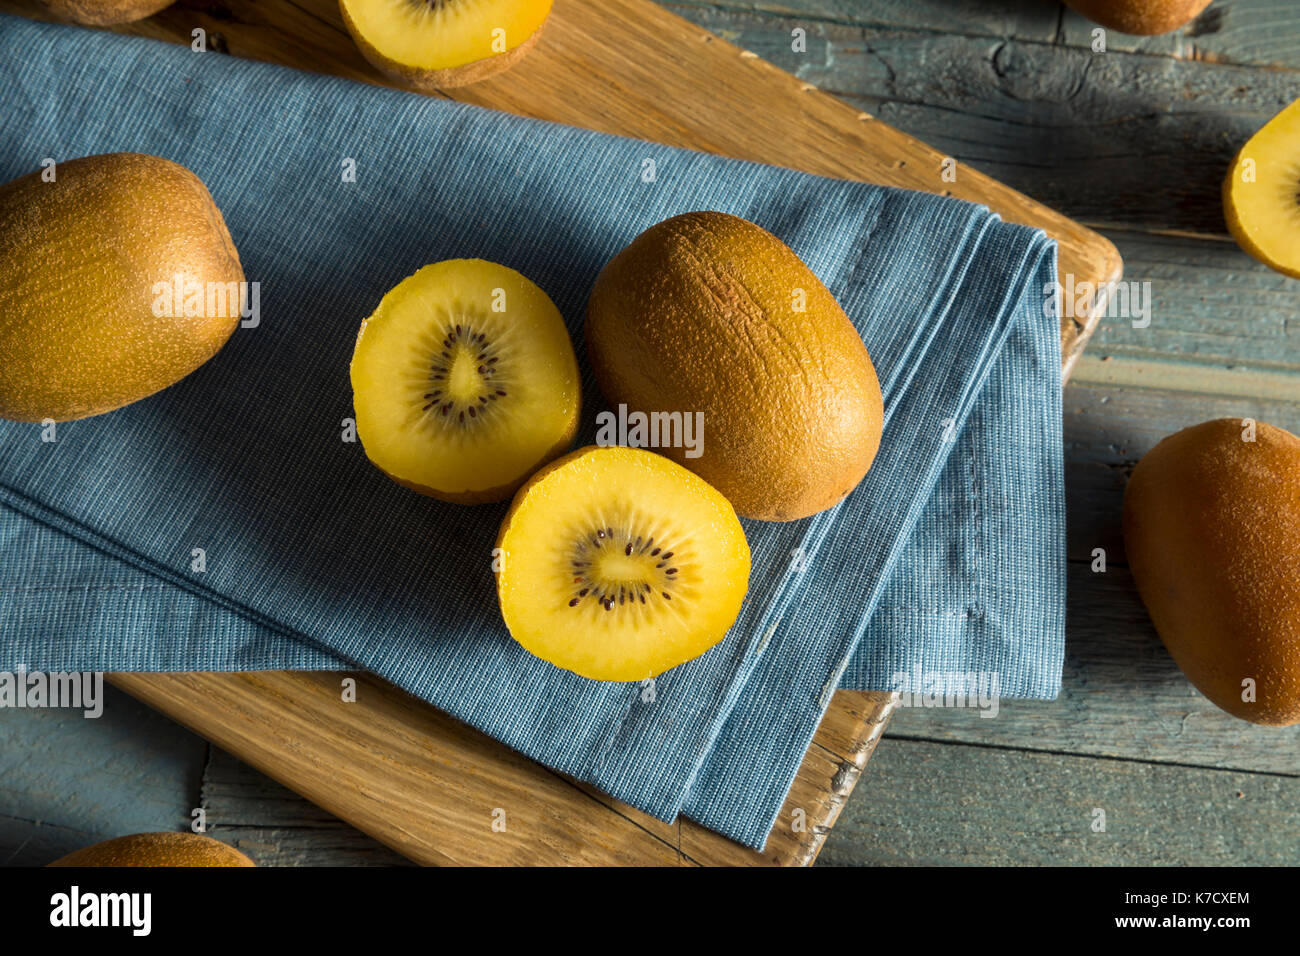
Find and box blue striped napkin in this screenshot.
[0,15,1064,850]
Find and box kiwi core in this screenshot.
[423,323,507,425]
[567,526,681,613]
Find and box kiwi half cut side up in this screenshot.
[496,445,751,682]
[1223,98,1300,279]
[349,259,580,504]
[339,0,554,91]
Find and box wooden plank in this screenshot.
[109,671,686,866]
[672,1,1300,73]
[108,670,898,865]
[201,748,415,866]
[1064,379,1300,565]
[1060,0,1300,69]
[666,0,1060,42]
[884,381,1300,775]
[0,684,206,866]
[675,4,1296,236]
[819,737,1300,866]
[3,0,1115,864]
[1069,229,1300,385]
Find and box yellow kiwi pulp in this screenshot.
[496,445,750,681]
[340,0,553,90]
[350,259,580,503]
[1223,97,1300,279]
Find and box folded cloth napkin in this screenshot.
[0,15,1064,850]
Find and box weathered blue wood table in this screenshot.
[2,0,1298,866]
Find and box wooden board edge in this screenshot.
[1062,249,1124,384]
[106,672,896,866]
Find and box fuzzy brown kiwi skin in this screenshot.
[1062,0,1212,35]
[49,832,255,867]
[585,211,883,523]
[0,153,245,423]
[41,0,176,25]
[340,3,548,91]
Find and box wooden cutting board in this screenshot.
[5,0,1119,865]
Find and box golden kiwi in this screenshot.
[1223,97,1300,280]
[40,0,176,26]
[49,832,256,867]
[586,211,884,522]
[340,0,553,90]
[1063,0,1213,35]
[1123,418,1300,726]
[0,153,245,422]
[496,445,750,681]
[350,259,580,503]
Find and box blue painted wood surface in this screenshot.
[2,0,1298,865]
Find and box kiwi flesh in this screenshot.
[496,445,750,681]
[339,0,553,91]
[350,259,580,503]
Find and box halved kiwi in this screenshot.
[1223,98,1300,279]
[339,0,553,91]
[350,259,580,503]
[496,445,751,681]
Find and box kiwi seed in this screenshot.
[564,525,681,612]
[420,322,509,429]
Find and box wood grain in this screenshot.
[820,737,1300,866]
[201,747,415,866]
[1059,0,1300,68]
[671,0,1300,71]
[5,0,1121,373]
[2,0,1113,865]
[108,671,898,866]
[677,2,1296,237]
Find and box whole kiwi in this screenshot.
[1063,0,1213,35]
[40,0,176,25]
[1123,418,1300,725]
[49,832,256,867]
[0,153,245,422]
[586,211,884,522]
